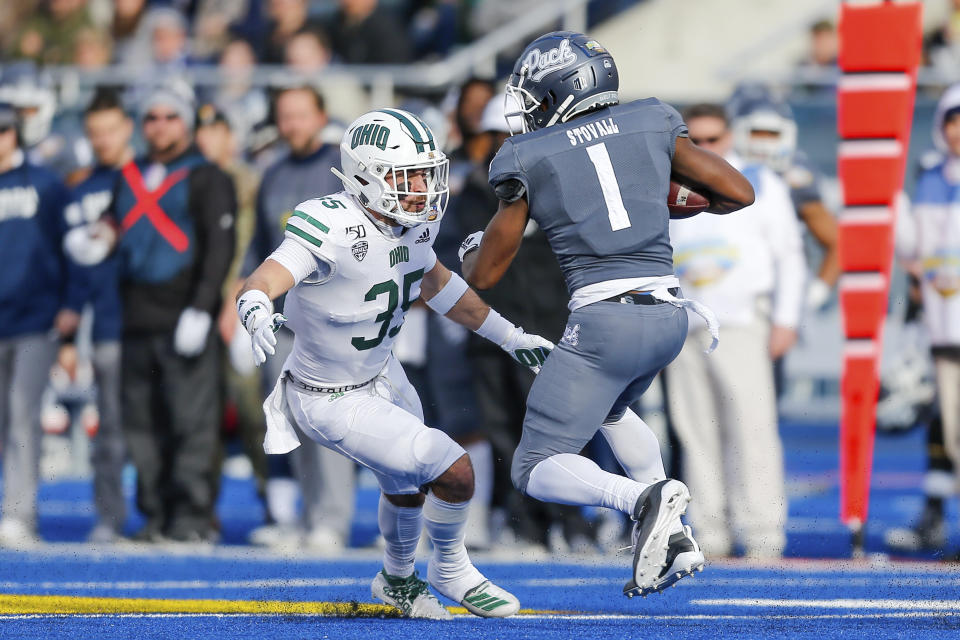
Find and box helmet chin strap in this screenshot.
[330,165,409,232]
[330,166,366,201]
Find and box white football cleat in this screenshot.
[459,580,521,618]
[371,569,453,620]
[623,479,704,598]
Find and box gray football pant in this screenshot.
[0,333,58,527]
[91,341,126,531]
[666,322,786,556]
[267,328,355,538]
[512,300,687,493]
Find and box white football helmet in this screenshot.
[730,101,797,174]
[332,109,449,228]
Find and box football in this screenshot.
[667,180,711,219]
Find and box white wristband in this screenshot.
[474,309,517,348]
[425,271,469,315]
[237,289,272,334]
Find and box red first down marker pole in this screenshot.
[836,0,922,555]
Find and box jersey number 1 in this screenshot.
[586,142,631,231]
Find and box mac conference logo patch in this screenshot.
[352,241,368,262]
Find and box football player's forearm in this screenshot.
[237,259,295,302]
[445,286,491,332]
[463,200,527,289]
[672,137,754,212]
[799,201,840,286]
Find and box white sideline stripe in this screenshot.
[693,598,960,610]
[6,576,960,591]
[0,612,954,621]
[0,578,369,590]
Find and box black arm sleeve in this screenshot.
[188,164,237,314]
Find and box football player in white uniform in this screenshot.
[237,109,553,620]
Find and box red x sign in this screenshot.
[120,161,190,252]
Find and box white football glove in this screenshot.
[500,326,554,374]
[805,278,831,311]
[173,307,212,357]
[237,290,286,367]
[63,221,116,266]
[458,231,484,262]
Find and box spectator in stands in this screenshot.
[802,20,838,69]
[0,1,38,55]
[111,0,152,67]
[925,0,960,77]
[194,102,268,518]
[0,101,85,548]
[147,7,191,74]
[666,104,806,560]
[284,28,332,73]
[10,0,93,65]
[283,28,368,123]
[255,0,318,64]
[111,82,236,543]
[327,0,412,64]
[245,86,355,552]
[446,78,495,196]
[73,27,113,70]
[191,0,251,61]
[407,0,460,59]
[70,90,133,543]
[794,20,838,94]
[205,37,269,151]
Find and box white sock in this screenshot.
[600,409,666,484]
[265,478,300,526]
[378,494,423,578]
[527,453,647,515]
[463,441,493,548]
[423,493,483,602]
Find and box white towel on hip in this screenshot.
[262,374,302,454]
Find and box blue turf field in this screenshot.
[1,552,959,639]
[1,421,959,639]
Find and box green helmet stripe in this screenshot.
[377,108,436,153]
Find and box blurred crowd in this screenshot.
[0,0,956,561]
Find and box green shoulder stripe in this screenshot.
[292,209,330,233]
[285,221,323,249]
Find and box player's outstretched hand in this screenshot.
[501,327,553,374]
[238,290,287,367]
[248,312,286,366]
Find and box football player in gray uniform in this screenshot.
[461,31,754,598]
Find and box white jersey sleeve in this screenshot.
[283,198,340,270]
[268,238,333,285]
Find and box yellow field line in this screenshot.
[0,594,560,617]
[0,594,399,616]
